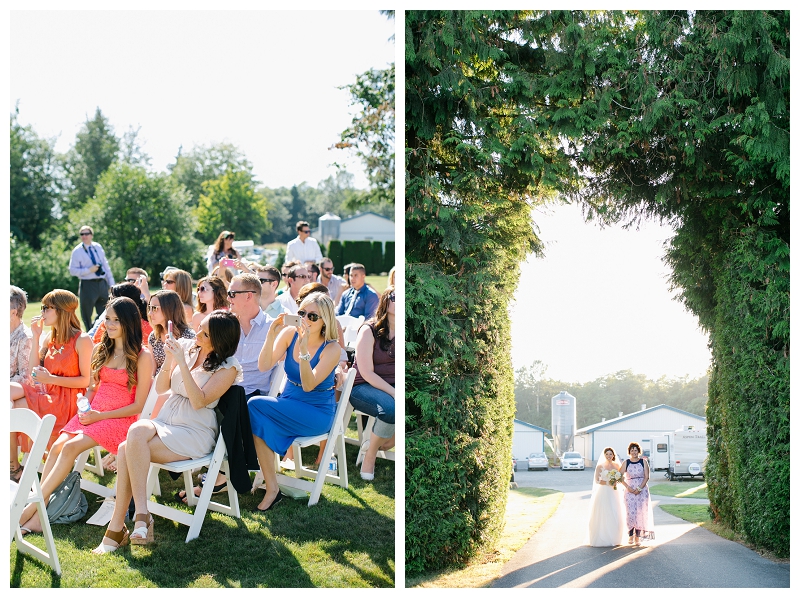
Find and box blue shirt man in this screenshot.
[68,225,115,331]
[335,264,379,319]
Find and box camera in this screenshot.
[95,265,105,277]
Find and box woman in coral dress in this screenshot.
[17,297,154,535]
[10,290,92,481]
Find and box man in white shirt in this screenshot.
[68,225,115,331]
[277,265,311,315]
[285,220,323,264]
[319,258,347,305]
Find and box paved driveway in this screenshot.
[497,467,789,587]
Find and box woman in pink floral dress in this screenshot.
[17,297,153,535]
[619,442,656,545]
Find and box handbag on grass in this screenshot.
[46,470,89,524]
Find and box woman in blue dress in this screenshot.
[249,292,341,511]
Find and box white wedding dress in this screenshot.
[587,463,628,546]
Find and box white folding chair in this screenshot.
[336,314,365,339]
[142,388,242,543]
[275,369,356,506]
[342,403,396,462]
[10,409,61,575]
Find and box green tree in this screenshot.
[405,10,562,575]
[63,108,120,213]
[10,107,60,249]
[168,142,254,207]
[334,63,395,206]
[79,163,204,279]
[195,168,270,245]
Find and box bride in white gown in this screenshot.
[587,446,627,546]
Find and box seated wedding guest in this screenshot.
[10,290,92,480]
[335,264,379,319]
[17,297,154,535]
[207,230,240,274]
[88,267,152,338]
[350,286,395,481]
[192,276,229,332]
[92,310,242,553]
[387,266,396,287]
[147,290,195,373]
[10,285,32,384]
[92,282,152,347]
[252,265,284,317]
[161,268,194,323]
[249,293,341,511]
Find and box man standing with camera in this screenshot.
[68,225,115,331]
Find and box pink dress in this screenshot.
[61,366,138,455]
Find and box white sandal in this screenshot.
[356,439,370,467]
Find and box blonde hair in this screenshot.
[298,292,338,342]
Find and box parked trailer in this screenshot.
[651,426,707,481]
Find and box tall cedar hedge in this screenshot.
[406,9,789,572]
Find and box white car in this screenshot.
[527,452,549,471]
[560,451,585,471]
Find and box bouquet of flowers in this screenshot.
[601,469,622,490]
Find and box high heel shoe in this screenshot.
[92,525,129,554]
[130,513,154,545]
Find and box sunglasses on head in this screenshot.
[297,310,321,322]
[227,290,253,298]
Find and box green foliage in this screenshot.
[195,168,270,245]
[10,107,60,250]
[63,108,120,214]
[335,63,395,206]
[9,236,77,301]
[405,10,556,574]
[383,241,395,273]
[370,242,384,274]
[168,142,254,207]
[82,163,205,279]
[327,240,344,273]
[341,241,373,273]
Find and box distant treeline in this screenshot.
[514,364,707,430]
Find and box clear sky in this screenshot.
[510,202,713,384]
[9,9,395,190]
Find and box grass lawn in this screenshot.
[406,487,563,588]
[11,422,395,587]
[649,482,708,499]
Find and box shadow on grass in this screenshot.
[11,441,395,588]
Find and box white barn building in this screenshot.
[512,419,550,460]
[313,212,395,248]
[574,404,706,466]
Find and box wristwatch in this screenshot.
[299,352,312,361]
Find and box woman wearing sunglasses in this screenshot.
[350,285,395,481]
[161,269,194,323]
[207,230,240,275]
[10,290,92,479]
[147,291,195,373]
[191,276,229,332]
[249,292,341,511]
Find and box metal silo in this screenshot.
[318,213,341,248]
[551,391,577,457]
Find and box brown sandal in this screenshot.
[130,513,154,545]
[92,525,129,554]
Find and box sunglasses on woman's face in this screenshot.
[40,305,55,312]
[297,310,321,322]
[225,235,235,240]
[162,279,176,285]
[198,286,211,293]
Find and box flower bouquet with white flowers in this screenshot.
[601,469,622,490]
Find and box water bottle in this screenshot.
[327,454,338,474]
[31,368,46,393]
[77,393,91,415]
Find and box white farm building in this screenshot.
[574,404,706,466]
[314,212,395,249]
[512,419,550,461]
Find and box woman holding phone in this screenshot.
[147,291,195,373]
[249,292,341,511]
[207,230,240,274]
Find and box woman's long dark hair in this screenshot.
[151,290,191,340]
[111,282,148,322]
[370,285,395,351]
[196,276,228,313]
[192,310,241,372]
[91,297,142,391]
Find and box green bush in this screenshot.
[342,241,372,272]
[371,241,384,274]
[10,236,78,301]
[383,241,395,274]
[327,240,343,273]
